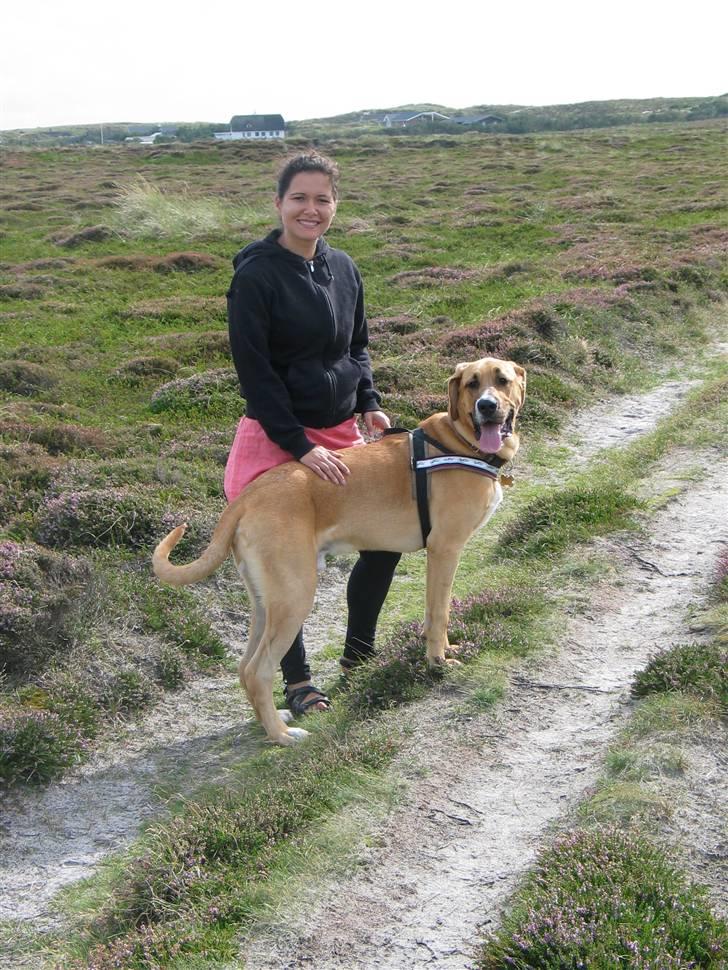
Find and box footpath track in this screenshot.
[1,372,726,968]
[240,377,728,968]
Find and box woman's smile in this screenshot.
[275,171,337,257]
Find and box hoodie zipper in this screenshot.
[308,259,338,422]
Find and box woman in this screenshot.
[225,151,401,717]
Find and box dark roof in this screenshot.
[230,114,285,131]
[453,114,504,125]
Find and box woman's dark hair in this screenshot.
[276,152,340,200]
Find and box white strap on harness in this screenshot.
[414,454,501,479]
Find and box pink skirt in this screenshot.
[224,416,365,501]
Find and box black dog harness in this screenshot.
[385,427,509,545]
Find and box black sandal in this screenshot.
[339,654,372,675]
[284,685,332,717]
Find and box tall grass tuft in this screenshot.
[111,177,259,239]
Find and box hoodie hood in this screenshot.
[232,229,331,272]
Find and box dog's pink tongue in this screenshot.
[478,424,503,453]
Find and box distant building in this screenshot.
[124,126,177,145]
[452,114,504,127]
[382,111,451,128]
[214,114,285,140]
[124,131,164,145]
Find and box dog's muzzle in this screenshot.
[471,403,514,453]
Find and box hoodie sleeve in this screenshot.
[349,270,382,414]
[227,270,314,460]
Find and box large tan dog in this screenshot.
[153,357,525,744]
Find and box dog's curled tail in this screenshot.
[152,518,234,587]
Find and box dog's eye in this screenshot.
[467,377,480,389]
[496,375,510,387]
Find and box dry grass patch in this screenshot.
[0,282,48,300]
[0,421,112,455]
[0,360,58,396]
[391,266,482,287]
[52,225,115,248]
[120,295,225,321]
[94,252,222,273]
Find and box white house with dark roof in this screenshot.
[213,114,285,140]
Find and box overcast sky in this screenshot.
[3,0,726,130]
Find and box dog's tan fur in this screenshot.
[153,358,525,744]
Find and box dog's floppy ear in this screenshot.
[512,363,527,410]
[447,362,469,421]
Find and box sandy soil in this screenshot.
[238,460,728,969]
[1,368,726,968]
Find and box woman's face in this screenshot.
[275,171,337,256]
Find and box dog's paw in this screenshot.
[278,708,295,724]
[427,654,463,669]
[269,725,309,746]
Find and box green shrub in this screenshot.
[34,487,208,552]
[35,487,163,549]
[53,225,114,247]
[38,673,103,736]
[141,585,226,664]
[155,647,187,689]
[112,356,179,383]
[0,705,84,785]
[0,540,90,674]
[101,670,157,717]
[342,621,443,714]
[150,369,240,415]
[343,588,539,715]
[0,282,47,300]
[715,550,728,603]
[0,441,58,525]
[632,642,727,709]
[92,722,394,940]
[478,826,728,968]
[0,421,111,455]
[498,485,642,558]
[448,587,542,655]
[0,360,58,397]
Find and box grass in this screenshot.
[477,826,727,968]
[68,716,398,968]
[480,547,728,967]
[632,642,728,710]
[54,584,548,966]
[110,177,267,240]
[496,483,643,559]
[1,122,727,965]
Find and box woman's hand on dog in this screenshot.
[300,446,351,485]
[299,413,390,484]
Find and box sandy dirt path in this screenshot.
[238,374,727,968]
[1,370,725,968]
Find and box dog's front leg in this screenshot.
[424,543,463,667]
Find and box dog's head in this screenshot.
[447,357,526,456]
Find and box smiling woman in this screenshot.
[275,168,338,258]
[223,151,401,719]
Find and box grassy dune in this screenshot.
[1,121,727,966]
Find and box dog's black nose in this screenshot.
[477,397,498,415]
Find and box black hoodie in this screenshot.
[226,230,381,459]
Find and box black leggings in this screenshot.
[279,550,402,685]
